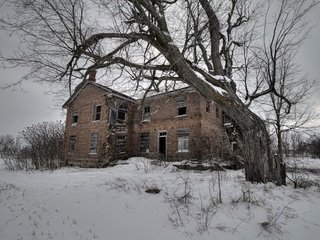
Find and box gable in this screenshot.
[70,83,109,108]
[62,81,136,109]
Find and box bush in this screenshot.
[0,135,27,170]
[20,121,65,170]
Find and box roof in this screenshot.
[62,81,199,109]
[62,81,136,108]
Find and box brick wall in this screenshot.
[64,84,224,165]
[64,84,109,167]
[132,89,223,160]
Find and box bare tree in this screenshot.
[20,121,64,169]
[241,0,318,108]
[1,0,298,184]
[308,133,320,158]
[0,134,25,170]
[241,0,318,184]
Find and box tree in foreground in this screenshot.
[0,0,317,184]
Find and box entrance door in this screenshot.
[158,131,167,159]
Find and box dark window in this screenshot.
[116,135,127,153]
[143,106,150,121]
[93,105,102,121]
[177,129,189,152]
[177,96,187,116]
[68,136,76,152]
[72,114,78,125]
[140,133,150,152]
[216,106,220,119]
[117,103,127,121]
[159,131,167,137]
[206,100,210,113]
[90,133,98,154]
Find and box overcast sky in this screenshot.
[0,2,320,137]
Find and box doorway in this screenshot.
[158,131,167,160]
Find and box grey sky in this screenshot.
[0,1,320,136]
[0,33,65,136]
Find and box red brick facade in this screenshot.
[63,81,223,167]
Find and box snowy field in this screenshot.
[1,157,320,240]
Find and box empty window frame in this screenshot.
[72,113,78,126]
[93,105,102,121]
[117,103,127,121]
[68,136,76,152]
[177,129,189,152]
[116,135,127,153]
[140,132,150,152]
[177,96,187,116]
[142,106,151,121]
[90,133,98,154]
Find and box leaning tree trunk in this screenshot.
[157,42,281,184]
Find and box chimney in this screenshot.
[87,69,96,82]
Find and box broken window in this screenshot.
[72,113,78,126]
[117,103,127,122]
[177,129,189,152]
[93,105,102,121]
[90,133,98,154]
[140,132,150,152]
[68,136,76,152]
[116,135,127,153]
[142,106,151,121]
[177,96,187,116]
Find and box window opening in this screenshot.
[117,103,127,121]
[206,100,210,113]
[142,106,151,121]
[68,136,76,152]
[216,106,220,119]
[116,135,127,153]
[90,133,98,154]
[159,131,167,137]
[93,105,102,121]
[140,133,150,152]
[72,113,78,125]
[177,96,187,116]
[177,129,189,152]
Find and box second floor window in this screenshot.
[177,96,187,116]
[216,106,220,119]
[206,100,210,113]
[93,105,102,121]
[142,106,150,121]
[72,113,78,126]
[117,103,127,121]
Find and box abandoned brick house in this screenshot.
[63,76,232,167]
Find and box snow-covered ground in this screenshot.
[1,157,320,240]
